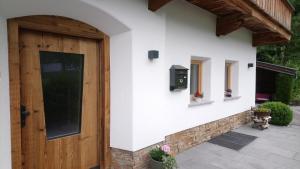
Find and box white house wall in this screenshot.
[0,0,130,35]
[0,0,256,164]
[129,0,257,151]
[86,0,256,151]
[163,0,256,136]
[110,31,134,150]
[0,17,12,169]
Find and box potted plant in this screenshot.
[225,89,232,97]
[149,144,177,169]
[192,91,204,101]
[253,107,271,118]
[251,107,272,130]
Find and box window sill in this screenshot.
[189,100,214,107]
[224,96,241,101]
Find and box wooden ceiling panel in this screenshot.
[253,32,289,46]
[187,0,241,16]
[148,0,173,11]
[149,0,293,46]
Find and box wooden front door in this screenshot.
[20,29,101,169]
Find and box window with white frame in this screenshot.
[224,60,239,98]
[190,57,211,103]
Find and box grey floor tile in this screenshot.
[294,152,300,161]
[178,159,222,169]
[177,106,300,169]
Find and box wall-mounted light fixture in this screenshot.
[148,50,159,60]
[248,63,254,68]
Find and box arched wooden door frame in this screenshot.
[7,15,111,169]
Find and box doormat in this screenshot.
[208,131,257,151]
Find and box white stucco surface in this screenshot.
[0,0,130,36]
[110,31,134,150]
[0,0,256,165]
[0,17,12,169]
[130,0,256,150]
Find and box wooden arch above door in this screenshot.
[8,15,111,169]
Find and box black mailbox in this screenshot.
[170,65,188,91]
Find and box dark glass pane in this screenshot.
[190,64,199,95]
[40,51,84,140]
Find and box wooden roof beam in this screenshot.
[253,32,289,46]
[216,13,247,36]
[148,0,173,11]
[186,0,292,46]
[148,0,293,46]
[225,0,292,41]
[250,7,292,40]
[257,61,297,77]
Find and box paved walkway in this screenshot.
[291,106,300,126]
[177,107,300,169]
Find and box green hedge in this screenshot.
[260,102,293,126]
[292,76,300,103]
[275,74,294,104]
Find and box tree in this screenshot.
[258,0,300,67]
[257,0,300,103]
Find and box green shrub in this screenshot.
[275,74,294,104]
[292,76,300,103]
[260,102,293,126]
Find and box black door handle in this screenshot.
[21,105,30,128]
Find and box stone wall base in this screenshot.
[111,110,252,169]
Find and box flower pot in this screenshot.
[195,97,203,102]
[150,158,164,169]
[225,94,232,97]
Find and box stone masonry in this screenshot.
[111,110,252,169]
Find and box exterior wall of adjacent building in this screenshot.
[0,0,256,168]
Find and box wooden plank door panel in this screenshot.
[20,29,100,169]
[20,30,45,169]
[42,30,82,169]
